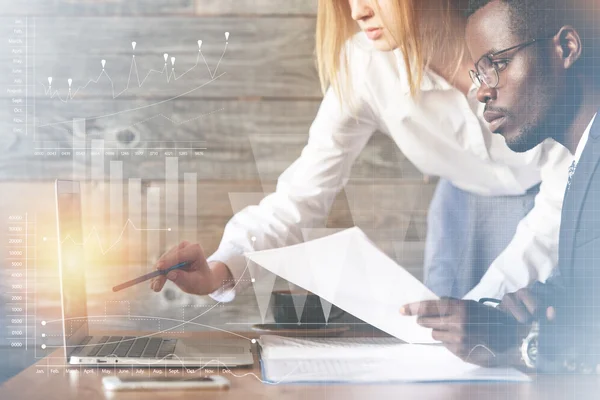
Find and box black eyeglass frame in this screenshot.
[469,37,554,89]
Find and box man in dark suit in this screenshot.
[401,0,600,371]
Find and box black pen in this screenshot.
[112,261,191,292]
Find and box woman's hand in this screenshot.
[150,241,232,296]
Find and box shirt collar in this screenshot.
[574,113,597,163]
[391,49,452,93]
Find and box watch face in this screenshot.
[527,337,538,362]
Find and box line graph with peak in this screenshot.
[32,31,232,150]
[39,37,228,103]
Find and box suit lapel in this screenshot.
[560,115,600,273]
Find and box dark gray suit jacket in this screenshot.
[535,113,600,372]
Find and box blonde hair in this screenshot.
[316,0,466,100]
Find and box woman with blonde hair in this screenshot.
[151,0,571,304]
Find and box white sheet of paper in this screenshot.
[245,227,439,344]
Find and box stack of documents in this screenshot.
[259,335,530,384]
[248,228,530,384]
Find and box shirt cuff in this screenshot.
[206,248,250,303]
[463,267,506,302]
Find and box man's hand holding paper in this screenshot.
[401,298,524,366]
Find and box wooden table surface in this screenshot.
[1,330,600,400]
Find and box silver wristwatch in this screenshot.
[520,320,540,369]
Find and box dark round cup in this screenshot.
[271,290,345,328]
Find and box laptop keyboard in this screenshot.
[76,336,178,359]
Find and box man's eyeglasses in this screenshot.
[469,37,552,89]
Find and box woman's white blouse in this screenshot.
[207,33,573,302]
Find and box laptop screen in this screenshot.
[56,181,89,355]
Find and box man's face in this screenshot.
[466,1,563,153]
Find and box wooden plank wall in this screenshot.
[0,0,436,358]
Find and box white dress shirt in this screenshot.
[574,114,596,163]
[564,114,597,192]
[207,33,574,302]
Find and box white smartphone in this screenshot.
[102,375,230,391]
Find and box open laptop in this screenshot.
[55,180,253,367]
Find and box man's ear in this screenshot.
[554,26,583,70]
